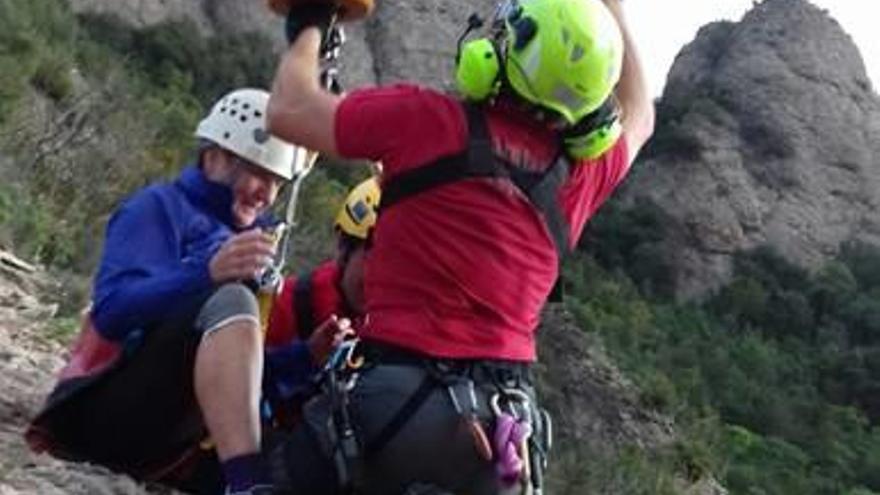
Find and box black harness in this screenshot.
[321,104,565,493]
[380,103,573,259]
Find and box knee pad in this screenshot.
[196,283,260,337]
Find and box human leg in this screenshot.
[193,283,269,491]
[32,319,221,493]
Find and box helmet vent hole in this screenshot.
[243,103,251,110]
[254,110,263,118]
[230,109,238,117]
[220,107,227,114]
[240,116,248,123]
[223,132,231,140]
[570,45,584,62]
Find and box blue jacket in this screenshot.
[91,165,316,391]
[92,165,243,340]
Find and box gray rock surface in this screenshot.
[64,0,496,89]
[620,0,880,298]
[0,250,174,495]
[67,0,214,33]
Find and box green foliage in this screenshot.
[77,14,277,107]
[841,242,880,290]
[0,184,75,265]
[578,197,678,297]
[0,0,285,273]
[30,50,74,101]
[41,315,80,344]
[283,167,351,272]
[563,240,880,494]
[0,0,76,118]
[547,442,681,495]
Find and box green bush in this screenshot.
[30,50,73,101]
[842,241,880,290]
[565,240,880,493]
[77,14,277,107]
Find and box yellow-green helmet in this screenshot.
[334,178,381,240]
[503,0,623,125]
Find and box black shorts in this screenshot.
[35,283,260,493]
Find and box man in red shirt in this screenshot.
[263,178,380,426]
[266,0,653,492]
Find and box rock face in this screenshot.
[621,0,880,298]
[67,0,215,33]
[64,0,496,89]
[0,251,168,494]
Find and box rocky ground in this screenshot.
[0,250,170,495]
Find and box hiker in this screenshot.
[263,177,380,428]
[26,88,316,495]
[266,0,654,492]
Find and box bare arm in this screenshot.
[267,28,342,157]
[605,0,654,165]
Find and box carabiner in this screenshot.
[490,388,532,420]
[344,338,365,369]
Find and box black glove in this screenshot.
[285,2,338,45]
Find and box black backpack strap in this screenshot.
[509,156,571,258]
[293,270,317,340]
[380,102,570,258]
[380,105,506,211]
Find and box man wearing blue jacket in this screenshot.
[27,88,313,495]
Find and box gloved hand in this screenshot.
[285,2,338,45]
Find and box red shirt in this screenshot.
[335,85,630,361]
[266,260,344,348]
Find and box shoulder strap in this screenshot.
[380,105,504,210]
[511,156,571,256]
[293,270,317,340]
[380,103,570,258]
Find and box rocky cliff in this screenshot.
[65,0,496,89]
[620,0,880,298]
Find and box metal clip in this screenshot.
[490,388,532,421]
[344,338,365,369]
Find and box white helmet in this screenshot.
[195,88,309,181]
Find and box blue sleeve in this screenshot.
[91,189,215,339]
[265,342,319,400]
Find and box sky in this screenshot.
[624,1,877,97]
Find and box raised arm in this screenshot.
[604,0,654,165]
[267,27,342,157]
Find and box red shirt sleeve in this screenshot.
[334,85,468,178]
[265,261,344,348]
[560,137,631,247]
